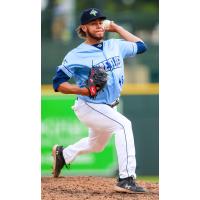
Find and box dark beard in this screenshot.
[87,30,103,41]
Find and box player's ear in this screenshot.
[81,25,87,33]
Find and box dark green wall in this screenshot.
[121,95,159,175]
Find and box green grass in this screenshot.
[137,176,159,183]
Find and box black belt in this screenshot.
[77,97,119,108]
[108,98,120,108]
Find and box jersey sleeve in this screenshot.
[52,58,76,92]
[116,39,147,58]
[59,58,75,78]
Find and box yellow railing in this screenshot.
[41,83,159,96]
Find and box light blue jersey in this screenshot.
[53,39,146,105]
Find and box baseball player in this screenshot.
[52,8,147,193]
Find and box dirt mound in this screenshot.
[41,176,159,200]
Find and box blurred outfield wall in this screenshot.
[41,84,159,176]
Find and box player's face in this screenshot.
[84,19,105,41]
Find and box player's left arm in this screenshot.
[108,22,147,54]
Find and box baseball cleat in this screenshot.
[52,144,66,178]
[114,177,146,193]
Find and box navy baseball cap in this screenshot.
[80,8,106,25]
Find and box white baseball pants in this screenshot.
[63,98,136,179]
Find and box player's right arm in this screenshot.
[108,22,143,43]
[107,22,147,56]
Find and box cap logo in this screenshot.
[90,9,98,16]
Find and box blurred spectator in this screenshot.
[41,0,48,11]
[51,0,67,40]
[51,0,75,42]
[151,24,159,44]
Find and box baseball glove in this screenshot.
[86,67,108,98]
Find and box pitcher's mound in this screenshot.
[42,176,159,200]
